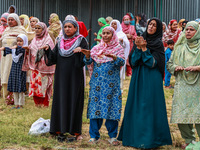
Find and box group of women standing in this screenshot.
[1,5,200,149]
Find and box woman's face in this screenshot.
[48,18,52,26]
[9,7,15,13]
[19,17,24,26]
[111,21,117,31]
[162,24,166,31]
[147,20,157,35]
[8,17,18,27]
[17,37,24,47]
[35,25,43,36]
[30,19,37,28]
[102,29,113,44]
[106,19,110,24]
[171,21,178,31]
[185,26,197,39]
[124,18,130,22]
[64,22,77,37]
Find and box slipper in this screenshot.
[108,138,120,146]
[76,135,83,140]
[88,138,99,144]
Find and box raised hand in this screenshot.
[39,45,49,50]
[81,49,90,59]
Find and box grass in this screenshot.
[0,75,186,150]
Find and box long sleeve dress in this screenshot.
[4,46,26,92]
[44,38,88,135]
[118,48,172,149]
[84,56,125,121]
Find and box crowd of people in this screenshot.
[1,4,200,149]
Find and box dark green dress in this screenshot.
[118,48,172,149]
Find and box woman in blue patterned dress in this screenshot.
[74,26,125,145]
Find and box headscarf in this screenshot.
[130,18,165,77]
[48,13,61,43]
[97,17,109,43]
[65,15,75,20]
[20,14,32,32]
[7,5,17,14]
[7,13,21,26]
[195,18,200,23]
[121,15,135,35]
[91,26,125,63]
[23,22,55,74]
[98,17,107,25]
[110,19,130,60]
[162,19,182,48]
[0,13,9,36]
[178,19,185,30]
[58,19,84,57]
[126,12,135,26]
[1,13,9,25]
[12,34,28,63]
[171,21,200,84]
[31,17,40,23]
[162,22,168,32]
[106,16,113,24]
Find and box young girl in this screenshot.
[0,34,28,109]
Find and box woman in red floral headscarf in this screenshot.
[162,19,182,49]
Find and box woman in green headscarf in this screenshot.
[167,21,200,149]
[94,17,109,44]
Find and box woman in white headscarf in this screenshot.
[0,13,27,99]
[110,19,130,93]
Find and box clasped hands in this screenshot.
[135,36,147,52]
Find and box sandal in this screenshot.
[108,138,120,146]
[88,138,99,144]
[76,135,83,140]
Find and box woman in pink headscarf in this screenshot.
[22,22,55,107]
[0,13,9,38]
[121,15,137,76]
[162,19,182,49]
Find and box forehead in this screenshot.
[17,37,23,40]
[186,26,196,30]
[35,25,43,28]
[112,21,117,24]
[64,22,74,26]
[103,28,112,33]
[8,17,15,20]
[149,20,157,24]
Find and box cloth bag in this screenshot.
[28,118,50,135]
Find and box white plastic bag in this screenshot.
[29,118,50,135]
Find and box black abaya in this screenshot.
[45,38,88,135]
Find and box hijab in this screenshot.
[1,13,9,26]
[7,5,17,14]
[106,16,113,24]
[23,22,55,74]
[172,21,200,84]
[130,18,165,77]
[20,14,32,32]
[12,34,28,63]
[58,19,84,57]
[91,26,125,63]
[110,19,130,60]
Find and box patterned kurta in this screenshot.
[4,47,26,92]
[84,57,124,120]
[167,48,200,123]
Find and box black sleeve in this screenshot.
[44,43,58,66]
[3,47,12,56]
[74,38,89,68]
